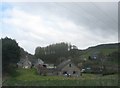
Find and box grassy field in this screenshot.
[3,68,118,86]
[81,48,118,59]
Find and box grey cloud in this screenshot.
[2,2,118,54]
[15,2,118,34]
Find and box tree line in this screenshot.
[35,42,79,64]
[2,37,20,75]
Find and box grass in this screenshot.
[82,48,118,59]
[3,68,118,86]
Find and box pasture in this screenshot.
[3,68,118,86]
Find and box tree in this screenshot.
[69,46,79,58]
[2,37,20,74]
[34,42,70,63]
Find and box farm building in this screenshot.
[46,68,57,76]
[17,56,44,69]
[36,63,57,76]
[17,56,32,69]
[34,58,44,68]
[36,64,47,76]
[18,56,81,77]
[56,59,81,77]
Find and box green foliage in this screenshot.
[2,37,20,74]
[20,47,36,60]
[35,42,79,64]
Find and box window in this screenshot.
[69,64,71,67]
[63,71,67,74]
[43,65,46,67]
[73,71,76,74]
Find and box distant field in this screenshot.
[81,48,118,59]
[3,68,118,86]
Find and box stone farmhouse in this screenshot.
[17,56,32,69]
[17,55,44,69]
[17,56,81,77]
[56,59,81,77]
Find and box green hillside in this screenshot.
[80,43,119,59]
[34,42,119,65]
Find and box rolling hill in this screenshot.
[79,43,119,59]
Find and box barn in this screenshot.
[56,59,81,77]
[17,56,32,69]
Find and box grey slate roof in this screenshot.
[34,58,44,66]
[18,57,44,66]
[57,59,72,71]
[17,57,32,68]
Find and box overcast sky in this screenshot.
[0,2,118,54]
